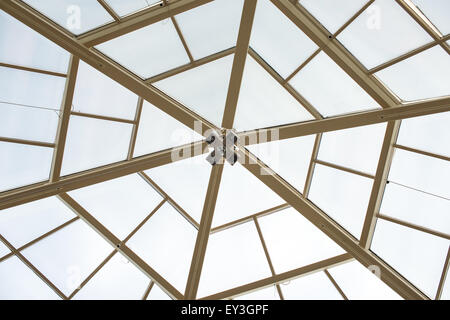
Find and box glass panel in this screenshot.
[412,0,450,35]
[147,284,172,300]
[247,135,316,194]
[23,0,113,35]
[0,10,69,73]
[68,174,163,240]
[213,162,284,228]
[250,0,318,79]
[337,0,432,69]
[61,116,132,176]
[105,0,160,17]
[282,271,343,300]
[0,197,75,248]
[375,46,450,101]
[0,102,59,143]
[299,0,368,34]
[0,241,10,257]
[154,55,234,128]
[235,286,280,300]
[388,148,450,199]
[22,220,112,296]
[0,142,53,192]
[197,222,272,298]
[309,164,373,238]
[96,20,189,79]
[318,123,386,174]
[397,112,450,158]
[134,100,204,157]
[328,260,402,300]
[175,0,244,59]
[234,55,314,131]
[258,208,345,274]
[72,61,138,120]
[289,51,380,117]
[0,66,65,110]
[127,203,197,293]
[380,183,450,235]
[371,219,449,298]
[0,256,60,300]
[74,253,148,300]
[145,154,211,224]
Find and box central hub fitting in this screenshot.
[205,129,239,166]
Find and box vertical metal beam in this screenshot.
[435,247,450,300]
[360,121,401,249]
[303,133,322,197]
[221,0,258,128]
[50,56,80,182]
[324,269,348,300]
[127,97,144,160]
[184,163,224,299]
[97,0,121,22]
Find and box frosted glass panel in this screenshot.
[309,164,373,238]
[290,51,380,116]
[282,271,343,300]
[251,0,318,78]
[96,20,189,79]
[197,222,272,298]
[176,0,244,59]
[0,10,69,73]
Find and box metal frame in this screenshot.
[0,0,449,300]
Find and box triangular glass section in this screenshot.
[153,55,234,128]
[233,55,314,132]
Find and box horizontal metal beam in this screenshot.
[0,61,66,77]
[0,141,208,211]
[237,147,429,300]
[238,96,450,145]
[78,0,213,47]
[0,136,55,148]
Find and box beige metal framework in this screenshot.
[0,0,449,300]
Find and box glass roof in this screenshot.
[0,0,449,301]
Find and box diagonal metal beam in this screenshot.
[236,146,429,300]
[50,56,79,182]
[78,0,213,47]
[238,97,450,146]
[271,0,399,109]
[221,0,258,128]
[184,163,224,299]
[360,121,401,248]
[0,0,217,136]
[0,140,208,211]
[58,193,183,299]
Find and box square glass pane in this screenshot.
[412,0,450,35]
[299,0,368,34]
[61,116,132,176]
[96,20,189,79]
[0,102,59,143]
[309,164,374,238]
[371,219,449,298]
[0,10,69,73]
[0,197,75,248]
[258,208,345,274]
[250,0,318,78]
[337,0,432,69]
[375,46,450,101]
[328,260,402,300]
[318,123,386,174]
[23,0,113,35]
[0,257,60,300]
[127,203,197,293]
[282,271,343,300]
[234,55,314,131]
[105,0,160,17]
[0,142,53,192]
[73,61,138,120]
[175,0,244,59]
[289,51,380,117]
[69,174,163,240]
[389,148,450,199]
[380,183,450,235]
[397,112,450,158]
[197,222,272,298]
[0,66,66,110]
